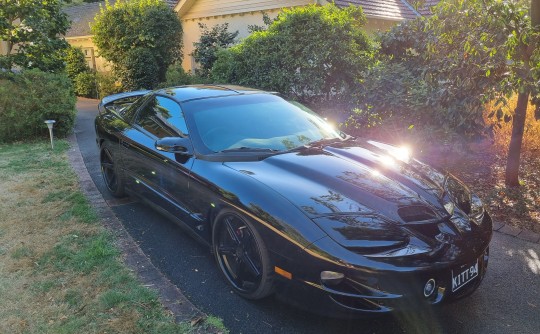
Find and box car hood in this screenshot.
[225,139,493,257]
[225,139,449,223]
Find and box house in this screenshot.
[61,0,437,73]
[176,0,438,71]
[63,2,108,72]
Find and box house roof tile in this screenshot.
[334,0,438,20]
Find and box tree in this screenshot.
[379,0,540,187]
[0,0,70,72]
[426,0,540,187]
[505,0,540,186]
[212,4,375,102]
[191,23,238,78]
[91,0,183,90]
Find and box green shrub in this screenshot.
[119,47,160,90]
[0,70,76,143]
[192,23,238,78]
[74,72,98,98]
[212,47,241,84]
[96,72,122,98]
[65,46,90,81]
[352,61,430,127]
[158,64,192,88]
[211,4,375,102]
[350,8,503,142]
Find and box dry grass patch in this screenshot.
[0,140,226,333]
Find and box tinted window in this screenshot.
[122,94,151,123]
[135,96,188,138]
[185,94,340,152]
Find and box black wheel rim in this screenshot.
[216,214,263,294]
[100,148,118,192]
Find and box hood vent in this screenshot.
[398,205,438,223]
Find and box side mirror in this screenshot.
[155,137,193,155]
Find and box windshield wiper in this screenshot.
[219,147,280,153]
[287,135,356,152]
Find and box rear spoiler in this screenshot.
[100,90,150,105]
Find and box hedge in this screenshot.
[0,70,76,143]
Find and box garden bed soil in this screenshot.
[419,140,540,235]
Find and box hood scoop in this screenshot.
[397,205,439,223]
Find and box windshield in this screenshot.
[186,94,342,153]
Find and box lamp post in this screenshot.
[44,120,56,149]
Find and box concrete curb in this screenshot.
[492,220,540,244]
[66,133,205,324]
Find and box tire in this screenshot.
[212,209,274,300]
[100,145,125,197]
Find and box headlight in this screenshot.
[445,175,485,226]
[469,194,485,225]
[445,176,471,214]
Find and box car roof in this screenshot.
[155,85,270,103]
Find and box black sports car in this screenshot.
[95,85,492,316]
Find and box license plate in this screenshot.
[451,260,479,292]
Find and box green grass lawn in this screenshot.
[0,140,226,333]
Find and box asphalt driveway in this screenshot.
[75,98,540,333]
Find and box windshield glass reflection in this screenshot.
[186,94,341,152]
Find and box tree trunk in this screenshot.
[505,92,529,187]
[532,0,540,30]
[503,1,539,187]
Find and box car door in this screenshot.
[120,94,197,227]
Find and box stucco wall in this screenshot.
[0,41,7,55]
[364,16,400,34]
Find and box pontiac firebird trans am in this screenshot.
[95,85,492,316]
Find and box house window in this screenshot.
[82,47,96,70]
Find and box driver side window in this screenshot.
[135,96,188,138]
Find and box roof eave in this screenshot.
[65,35,94,40]
[175,0,197,16]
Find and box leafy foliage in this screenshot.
[351,0,540,186]
[192,23,238,78]
[353,0,540,141]
[120,47,160,91]
[157,64,209,88]
[64,46,90,81]
[212,4,375,102]
[91,0,183,90]
[96,72,123,99]
[0,70,76,142]
[74,72,98,98]
[247,12,274,33]
[0,0,70,72]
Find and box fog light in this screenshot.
[321,271,345,286]
[423,278,436,297]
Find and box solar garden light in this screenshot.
[44,120,56,149]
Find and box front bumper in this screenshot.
[276,246,489,317]
[274,215,492,317]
